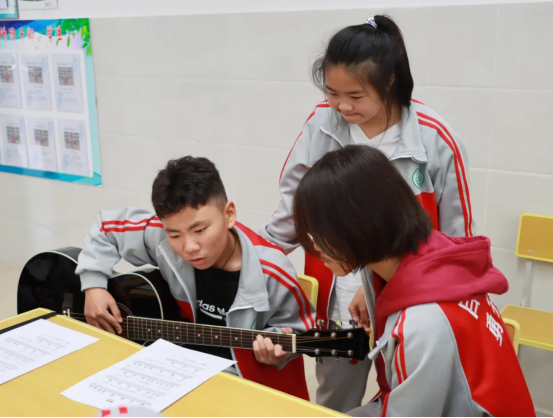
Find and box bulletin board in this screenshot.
[0,18,102,186]
[0,0,18,19]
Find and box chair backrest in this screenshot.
[297,274,318,310]
[503,318,521,355]
[516,214,553,263]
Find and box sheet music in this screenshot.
[62,339,236,412]
[0,319,99,385]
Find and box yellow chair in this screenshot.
[515,213,553,306]
[298,274,318,310]
[501,305,553,352]
[502,318,521,355]
[500,214,553,353]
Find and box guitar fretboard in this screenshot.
[127,316,295,352]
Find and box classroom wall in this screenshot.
[4,0,553,310]
[2,0,553,407]
[18,0,553,19]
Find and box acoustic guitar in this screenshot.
[17,247,369,361]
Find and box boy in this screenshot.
[292,145,534,416]
[77,156,315,400]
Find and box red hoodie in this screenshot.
[362,231,535,417]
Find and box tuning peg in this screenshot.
[349,318,358,327]
[329,319,342,329]
[316,357,325,364]
[317,319,325,329]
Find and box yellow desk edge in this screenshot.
[0,308,347,417]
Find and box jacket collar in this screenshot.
[319,106,428,163]
[368,310,401,361]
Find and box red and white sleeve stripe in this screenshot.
[417,112,474,237]
[391,310,408,384]
[280,100,330,181]
[100,216,163,234]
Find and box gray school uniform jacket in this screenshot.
[76,208,315,400]
[350,231,534,417]
[260,99,475,327]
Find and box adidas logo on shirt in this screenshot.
[197,299,227,320]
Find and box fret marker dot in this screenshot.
[158,330,161,333]
[235,337,238,340]
[198,334,201,337]
[176,327,178,330]
[176,337,179,339]
[148,329,151,332]
[215,336,218,339]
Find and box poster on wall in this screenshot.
[0,19,101,186]
[0,114,28,168]
[20,0,57,10]
[0,0,18,19]
[27,116,57,171]
[52,54,84,113]
[0,53,23,108]
[21,54,53,110]
[58,119,88,176]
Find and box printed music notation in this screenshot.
[62,339,236,412]
[0,319,98,385]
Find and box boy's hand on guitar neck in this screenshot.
[253,328,293,366]
[84,288,123,335]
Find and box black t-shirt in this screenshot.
[183,267,240,360]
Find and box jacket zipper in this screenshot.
[390,153,427,164]
[227,304,254,378]
[320,127,345,148]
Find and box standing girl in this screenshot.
[260,15,474,412]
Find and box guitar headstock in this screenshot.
[297,323,370,361]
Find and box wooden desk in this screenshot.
[502,305,553,351]
[0,309,345,417]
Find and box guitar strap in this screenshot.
[0,311,58,335]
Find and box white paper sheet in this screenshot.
[0,53,23,108]
[58,119,89,176]
[0,0,8,10]
[52,54,84,113]
[21,55,53,111]
[62,339,236,412]
[27,117,58,171]
[20,0,58,10]
[0,319,98,385]
[0,114,29,168]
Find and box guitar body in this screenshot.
[17,247,182,343]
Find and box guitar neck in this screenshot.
[127,316,296,353]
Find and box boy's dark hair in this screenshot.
[152,156,227,218]
[294,145,432,271]
[312,15,413,126]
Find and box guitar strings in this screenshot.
[64,313,361,353]
[64,313,359,340]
